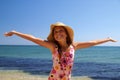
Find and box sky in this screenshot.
[0,0,120,46]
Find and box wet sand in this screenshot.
[0,70,93,80]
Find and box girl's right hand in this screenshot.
[4,30,16,37]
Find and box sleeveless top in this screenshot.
[48,45,75,80]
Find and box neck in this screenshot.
[58,41,68,48]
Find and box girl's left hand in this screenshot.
[107,37,117,42]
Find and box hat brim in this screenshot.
[47,23,74,42]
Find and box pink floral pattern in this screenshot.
[48,45,75,80]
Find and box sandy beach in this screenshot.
[0,70,93,80]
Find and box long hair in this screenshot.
[52,26,72,58]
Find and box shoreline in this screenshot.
[0,70,93,80]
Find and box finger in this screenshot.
[111,39,117,42]
[4,32,8,36]
[4,32,10,37]
[113,40,117,42]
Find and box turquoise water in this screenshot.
[0,45,120,79]
[75,46,120,63]
[0,45,51,59]
[0,45,120,63]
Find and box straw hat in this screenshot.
[47,22,74,42]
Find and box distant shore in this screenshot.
[0,70,93,80]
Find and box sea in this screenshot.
[0,45,120,80]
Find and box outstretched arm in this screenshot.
[73,37,117,50]
[4,30,54,50]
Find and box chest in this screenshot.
[52,47,75,64]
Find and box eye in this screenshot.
[54,30,58,34]
[59,30,64,32]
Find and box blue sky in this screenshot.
[0,0,120,46]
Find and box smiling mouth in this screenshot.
[55,35,64,41]
[58,35,62,38]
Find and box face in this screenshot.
[53,26,67,42]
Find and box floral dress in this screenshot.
[48,45,75,80]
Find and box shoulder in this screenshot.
[72,42,78,50]
[47,41,57,53]
[72,42,84,50]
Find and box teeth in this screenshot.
[57,35,61,38]
[58,35,61,38]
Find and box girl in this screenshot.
[4,22,116,80]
